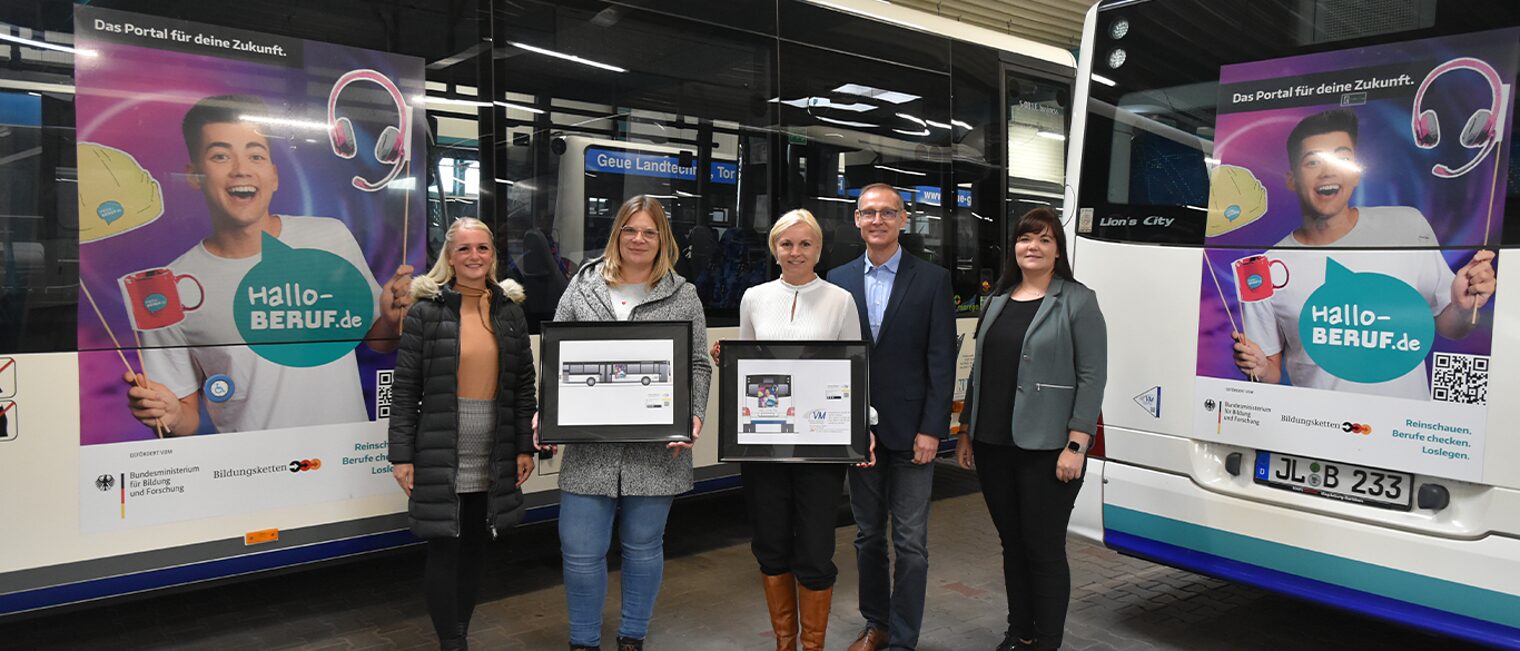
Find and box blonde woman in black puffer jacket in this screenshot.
[388,217,537,651]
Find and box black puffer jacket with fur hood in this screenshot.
[388,278,536,539]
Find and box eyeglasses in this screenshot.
[619,226,661,241]
[856,208,902,222]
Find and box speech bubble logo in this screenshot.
[1298,258,1434,384]
[77,142,164,242]
[233,233,374,367]
[1206,165,1267,237]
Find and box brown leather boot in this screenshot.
[762,572,798,650]
[797,583,833,651]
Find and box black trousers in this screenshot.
[972,441,1084,650]
[425,491,489,643]
[741,461,848,591]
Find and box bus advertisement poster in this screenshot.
[72,6,426,532]
[1193,28,1516,483]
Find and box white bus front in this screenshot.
[1067,0,1520,647]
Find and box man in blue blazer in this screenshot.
[828,183,956,651]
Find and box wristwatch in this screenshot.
[1066,440,1085,454]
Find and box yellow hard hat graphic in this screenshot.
[1206,164,1268,238]
[78,142,163,243]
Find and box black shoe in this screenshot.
[616,636,644,651]
[569,645,601,651]
[995,632,1036,651]
[440,623,469,651]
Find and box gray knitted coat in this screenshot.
[552,259,711,497]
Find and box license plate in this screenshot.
[1253,451,1412,511]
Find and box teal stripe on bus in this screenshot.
[1104,504,1520,627]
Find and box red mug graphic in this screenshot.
[1231,255,1289,303]
[120,268,204,330]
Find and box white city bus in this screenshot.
[1066,0,1520,647]
[0,0,1074,617]
[562,361,671,387]
[742,374,796,433]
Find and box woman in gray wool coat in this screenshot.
[538,195,711,651]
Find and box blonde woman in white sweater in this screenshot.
[719,209,872,651]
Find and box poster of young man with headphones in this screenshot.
[1194,27,1516,484]
[72,6,427,531]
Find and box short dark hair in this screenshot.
[856,182,905,212]
[1286,109,1358,169]
[992,207,1074,296]
[181,94,271,159]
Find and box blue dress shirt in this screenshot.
[863,245,903,340]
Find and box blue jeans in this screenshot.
[850,448,935,650]
[559,491,674,646]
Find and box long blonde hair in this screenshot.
[601,195,678,288]
[411,217,498,299]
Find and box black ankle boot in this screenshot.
[439,624,469,651]
[616,636,644,651]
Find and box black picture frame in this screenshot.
[539,320,693,444]
[718,340,870,463]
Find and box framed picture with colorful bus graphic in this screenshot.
[539,321,693,444]
[718,340,870,463]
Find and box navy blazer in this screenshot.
[827,250,956,451]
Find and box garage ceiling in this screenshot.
[890,0,1093,49]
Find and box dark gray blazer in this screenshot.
[959,276,1107,450]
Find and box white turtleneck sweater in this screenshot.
[739,275,862,341]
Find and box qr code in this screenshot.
[375,369,394,418]
[1431,353,1488,405]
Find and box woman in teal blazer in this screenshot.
[955,207,1107,651]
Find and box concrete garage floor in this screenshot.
[2,464,1481,650]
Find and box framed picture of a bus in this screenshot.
[718,340,869,463]
[540,321,693,444]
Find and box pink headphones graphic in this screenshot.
[327,69,411,192]
[1410,57,1510,179]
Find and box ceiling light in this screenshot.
[1091,74,1117,87]
[495,101,545,114]
[814,115,879,129]
[895,112,926,126]
[774,97,876,112]
[835,83,920,105]
[509,41,626,73]
[239,114,329,131]
[425,95,489,107]
[0,32,94,56]
[875,164,925,176]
